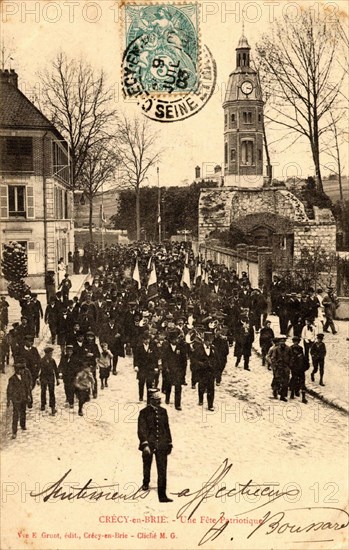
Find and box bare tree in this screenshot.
[338,21,349,79]
[79,140,119,241]
[253,61,273,185]
[322,110,347,202]
[256,8,346,192]
[37,52,117,190]
[116,114,163,241]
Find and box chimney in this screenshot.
[0,69,18,87]
[195,165,201,179]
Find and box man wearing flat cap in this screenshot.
[137,388,173,502]
[7,361,33,439]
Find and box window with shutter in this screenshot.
[0,186,8,218]
[26,186,35,218]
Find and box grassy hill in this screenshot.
[323,177,348,202]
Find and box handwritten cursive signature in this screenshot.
[172,458,300,519]
[29,469,148,502]
[197,507,349,546]
[247,507,349,538]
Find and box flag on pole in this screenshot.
[132,257,141,289]
[147,260,158,300]
[194,259,202,284]
[180,263,191,289]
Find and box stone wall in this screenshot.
[198,187,310,242]
[293,225,337,259]
[198,186,337,286]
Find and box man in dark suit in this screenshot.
[134,332,159,402]
[59,345,82,408]
[57,306,71,353]
[234,317,255,371]
[7,360,33,439]
[31,293,43,338]
[20,293,36,327]
[213,326,229,385]
[38,346,59,414]
[162,330,187,411]
[259,320,275,366]
[16,316,35,344]
[137,388,173,502]
[191,332,218,411]
[99,314,125,375]
[18,335,41,386]
[59,273,72,304]
[45,297,59,344]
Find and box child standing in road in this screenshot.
[310,333,327,386]
[97,342,113,389]
[74,364,95,416]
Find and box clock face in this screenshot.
[241,81,253,95]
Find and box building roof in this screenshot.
[0,71,65,142]
[237,34,251,49]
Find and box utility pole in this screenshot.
[101,182,105,251]
[157,166,161,243]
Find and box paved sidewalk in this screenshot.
[253,314,349,414]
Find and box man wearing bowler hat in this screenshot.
[137,388,173,502]
[7,360,33,439]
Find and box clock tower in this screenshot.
[223,33,264,187]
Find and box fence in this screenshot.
[192,240,273,290]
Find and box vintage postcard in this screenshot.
[0,1,348,550]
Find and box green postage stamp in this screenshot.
[124,2,200,94]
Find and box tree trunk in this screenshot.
[333,121,344,202]
[262,120,272,186]
[312,111,324,193]
[135,186,141,241]
[89,198,94,242]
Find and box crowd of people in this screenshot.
[0,241,338,441]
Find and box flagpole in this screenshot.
[157,166,161,243]
[101,182,105,251]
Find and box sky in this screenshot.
[1,0,348,188]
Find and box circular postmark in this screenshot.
[122,38,217,123]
